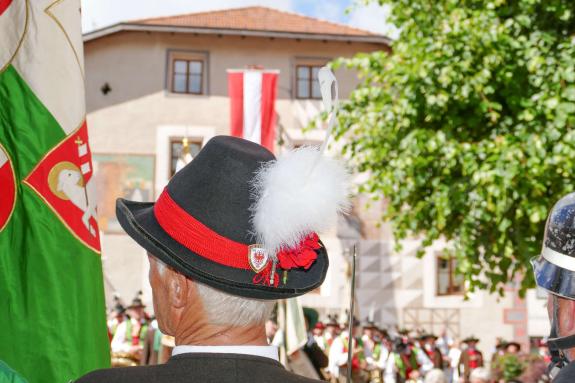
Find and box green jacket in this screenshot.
[394,351,419,380]
[0,360,29,383]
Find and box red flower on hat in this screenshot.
[277,233,320,270]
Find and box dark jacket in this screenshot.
[303,336,329,380]
[554,361,575,383]
[77,353,321,383]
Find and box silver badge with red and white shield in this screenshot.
[248,244,269,273]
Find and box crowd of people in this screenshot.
[268,314,553,383]
[105,293,551,383]
[105,296,551,383]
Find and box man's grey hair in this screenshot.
[155,258,274,327]
[469,367,492,383]
[424,369,447,383]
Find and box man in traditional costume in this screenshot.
[328,319,367,383]
[458,337,483,383]
[110,295,149,357]
[107,300,126,341]
[77,135,349,382]
[313,322,326,347]
[321,315,341,354]
[361,320,386,383]
[420,334,443,369]
[362,320,377,362]
[385,339,433,383]
[504,341,521,355]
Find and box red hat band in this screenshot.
[154,189,252,270]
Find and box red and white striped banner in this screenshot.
[228,69,279,152]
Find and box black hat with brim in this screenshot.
[419,333,438,341]
[363,320,378,330]
[344,317,360,328]
[113,303,126,314]
[127,298,146,309]
[463,336,480,343]
[505,341,521,350]
[116,136,329,300]
[326,315,339,327]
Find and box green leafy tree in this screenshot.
[492,354,526,381]
[335,0,575,294]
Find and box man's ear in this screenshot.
[167,269,189,309]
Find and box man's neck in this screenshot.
[175,324,268,346]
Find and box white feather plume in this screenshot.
[250,146,350,257]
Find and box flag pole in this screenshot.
[346,245,357,383]
[279,299,288,367]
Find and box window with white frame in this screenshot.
[167,51,208,95]
[293,58,329,99]
[437,255,464,296]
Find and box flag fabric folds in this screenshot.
[0,0,110,382]
[228,69,279,151]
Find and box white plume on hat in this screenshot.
[250,66,350,257]
[251,146,350,256]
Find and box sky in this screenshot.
[81,0,400,39]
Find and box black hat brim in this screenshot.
[116,198,329,300]
[532,255,575,299]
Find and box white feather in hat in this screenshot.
[250,67,350,258]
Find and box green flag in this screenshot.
[0,0,110,382]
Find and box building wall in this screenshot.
[85,31,381,154]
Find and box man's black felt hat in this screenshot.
[127,297,145,309]
[116,136,329,300]
[419,333,438,341]
[362,319,378,330]
[463,336,480,343]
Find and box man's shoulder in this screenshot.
[181,353,322,383]
[554,361,575,383]
[75,365,163,383]
[75,354,322,383]
[252,366,321,383]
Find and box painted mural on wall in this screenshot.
[93,154,155,233]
